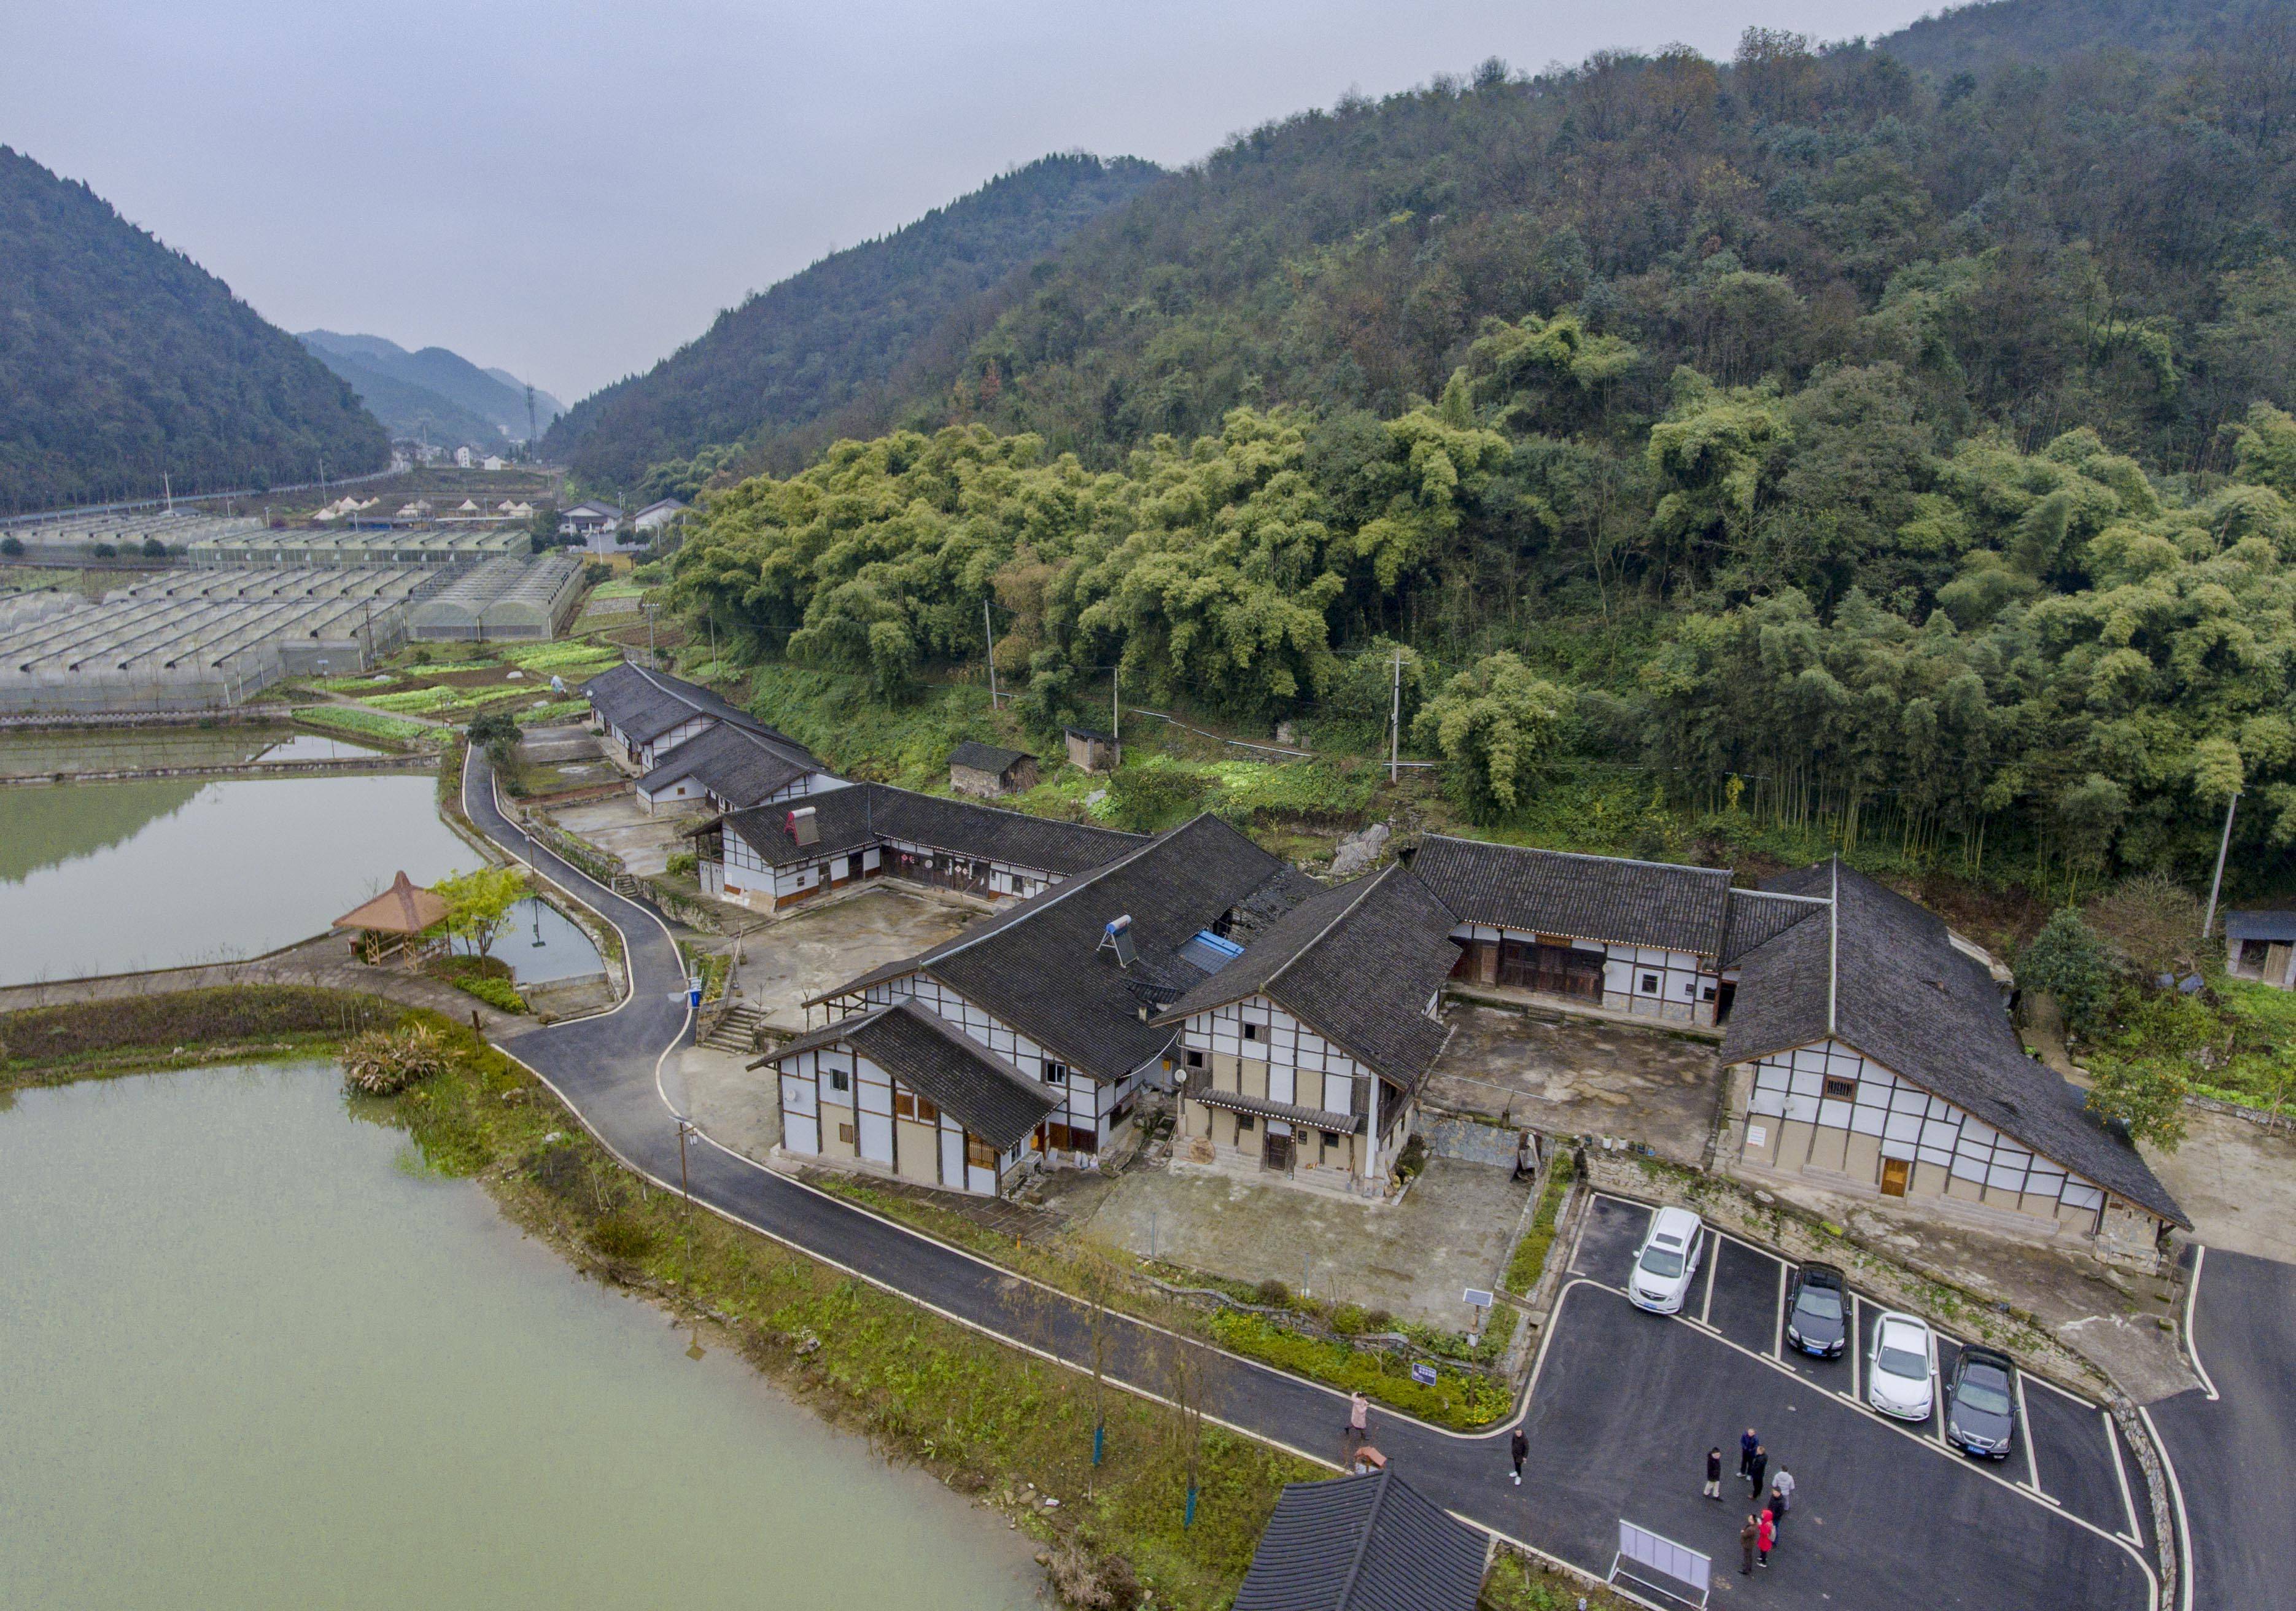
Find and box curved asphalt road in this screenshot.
[2145,1247,2296,1611]
[463,747,2155,1611]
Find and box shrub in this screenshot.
[1206,1310,1511,1428]
[586,1211,654,1260]
[665,850,697,878]
[2020,909,2116,1036]
[1360,1307,1394,1333]
[1104,764,1215,833]
[447,971,526,1013]
[141,536,167,558]
[341,1023,451,1095]
[1251,1278,1292,1308]
[1504,1153,1575,1295]
[0,535,22,556]
[91,541,118,559]
[1392,1132,1428,1181]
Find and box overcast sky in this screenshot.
[6,0,1936,404]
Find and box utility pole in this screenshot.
[1389,648,1402,785]
[2205,789,2242,938]
[983,598,998,707]
[1112,662,1120,745]
[162,472,172,513]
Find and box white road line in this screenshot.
[1774,1257,1788,1359]
[1700,1238,1718,1327]
[2017,1368,2045,1496]
[2137,1402,2193,1611]
[2184,1244,2220,1402]
[2104,1407,2143,1543]
[1931,1346,1949,1448]
[1848,1294,1865,1407]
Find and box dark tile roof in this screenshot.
[1065,725,1114,742]
[637,721,818,807]
[584,664,811,752]
[1191,1085,1362,1135]
[754,1000,1057,1151]
[1157,864,1459,1092]
[819,815,1292,1081]
[1721,888,1831,965]
[1721,861,2187,1227]
[2225,910,2296,943]
[1406,835,1734,957]
[712,783,1141,874]
[1233,1471,1486,1611]
[948,740,1033,775]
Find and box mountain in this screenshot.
[0,146,389,515]
[298,331,559,446]
[541,152,1165,493]
[1874,0,2264,73]
[482,368,564,424]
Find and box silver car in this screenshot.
[1627,1206,1705,1313]
[1866,1310,1937,1421]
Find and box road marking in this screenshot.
[2136,1402,2193,1611]
[1848,1294,1864,1406]
[1700,1236,1718,1326]
[2184,1245,2219,1402]
[2104,1407,2143,1543]
[1774,1256,1788,1359]
[2016,1368,2044,1496]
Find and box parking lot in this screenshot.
[1504,1193,2157,1609]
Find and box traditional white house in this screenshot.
[559,500,622,539]
[1157,863,1460,1197]
[633,497,689,532]
[583,662,820,786]
[483,455,508,472]
[752,1000,1059,1196]
[1721,860,2186,1259]
[692,782,1139,914]
[801,815,1301,1171]
[634,721,843,814]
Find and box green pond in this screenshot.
[0,1065,1042,1610]
[0,774,476,984]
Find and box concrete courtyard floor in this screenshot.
[1072,1155,1533,1329]
[2149,1107,2296,1266]
[1423,1001,1721,1163]
[549,794,705,876]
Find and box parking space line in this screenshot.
[1773,1257,1787,1359]
[1848,1294,1864,1406]
[1699,1239,1717,1327]
[2017,1368,2045,1496]
[2104,1408,2143,1543]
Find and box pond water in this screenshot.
[0,774,475,983]
[0,1065,1042,1611]
[0,724,378,778]
[459,896,605,984]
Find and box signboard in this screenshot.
[1610,1519,1711,1609]
[1462,1287,1494,1309]
[1410,1362,1439,1386]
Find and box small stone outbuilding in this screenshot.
[1064,726,1121,774]
[2225,909,2296,989]
[947,740,1038,799]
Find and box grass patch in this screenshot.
[426,955,528,1014]
[500,642,623,674]
[1505,1154,1575,1296]
[1480,1548,1639,1611]
[0,987,405,1087]
[1206,1310,1511,1429]
[519,697,592,726]
[293,705,433,743]
[364,685,468,714]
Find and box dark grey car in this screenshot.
[1785,1262,1848,1358]
[1946,1345,2019,1459]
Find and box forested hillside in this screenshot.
[0,147,390,514]
[301,331,559,446]
[668,9,2296,896]
[540,154,1164,494]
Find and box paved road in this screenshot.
[2146,1246,2296,1611]
[461,747,2159,1611]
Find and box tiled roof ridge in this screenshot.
[1731,887,1833,905]
[1261,863,1394,998]
[1419,833,1734,880]
[1332,1470,1391,1611]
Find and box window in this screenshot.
[1243,1022,1259,1041]
[1042,1060,1069,1085]
[1822,1073,1859,1102]
[1321,1131,1341,1155]
[1640,972,1659,994]
[966,1135,998,1170]
[837,1122,856,1145]
[828,1068,850,1093]
[894,1090,939,1123]
[1236,1113,1256,1133]
[1184,1048,1205,1068]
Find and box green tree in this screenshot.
[2019,910,2116,1038]
[1410,652,1569,819]
[435,866,529,963]
[2084,1056,2190,1151]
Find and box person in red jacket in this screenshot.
[1757,1507,1777,1568]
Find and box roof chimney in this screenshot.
[786,805,820,847]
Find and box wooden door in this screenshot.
[1263,1129,1293,1173]
[1880,1156,1910,1197]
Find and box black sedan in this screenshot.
[1946,1345,2020,1459]
[1785,1262,1848,1357]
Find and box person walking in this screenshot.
[1747,1442,1769,1499]
[1739,1515,1759,1575]
[1346,1391,1370,1451]
[1757,1507,1777,1568]
[1770,1467,1796,1528]
[1702,1446,1723,1500]
[1510,1426,1528,1486]
[1739,1427,1759,1479]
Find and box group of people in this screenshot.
[1707,1429,1796,1574]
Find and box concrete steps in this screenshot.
[700,1003,766,1055]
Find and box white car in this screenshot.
[1627,1206,1705,1313]
[1866,1310,1937,1421]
